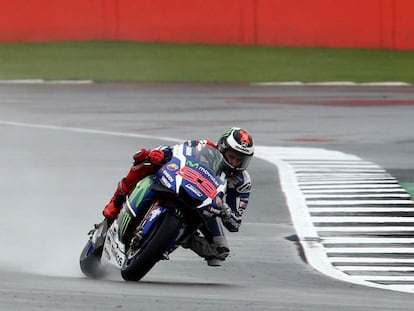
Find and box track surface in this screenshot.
[1,83,414,310]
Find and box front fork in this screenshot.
[130,201,163,249]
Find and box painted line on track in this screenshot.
[0,79,93,84]
[255,146,414,294]
[0,79,411,86]
[3,120,414,293]
[0,121,182,143]
[252,81,413,86]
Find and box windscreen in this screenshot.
[195,145,223,174]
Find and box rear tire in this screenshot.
[79,221,109,279]
[79,240,105,278]
[121,211,181,281]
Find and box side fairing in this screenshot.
[157,158,182,194]
[127,176,154,216]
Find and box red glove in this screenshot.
[133,148,150,164]
[133,148,165,165]
[148,149,165,165]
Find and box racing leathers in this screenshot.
[102,139,252,266]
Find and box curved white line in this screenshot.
[0,121,183,143]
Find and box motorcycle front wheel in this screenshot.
[121,211,181,281]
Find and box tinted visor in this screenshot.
[223,149,252,171]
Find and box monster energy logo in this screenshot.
[221,128,232,138]
[129,176,151,206]
[120,176,151,237]
[120,212,132,237]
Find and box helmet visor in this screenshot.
[223,149,252,171]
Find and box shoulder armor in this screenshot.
[238,170,252,193]
[228,170,252,193]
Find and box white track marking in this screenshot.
[322,237,414,244]
[304,188,406,193]
[252,81,412,86]
[305,193,410,198]
[316,226,414,232]
[254,146,414,294]
[309,207,414,212]
[0,79,411,86]
[0,121,183,143]
[299,179,398,185]
[311,216,414,223]
[302,184,402,190]
[307,199,413,205]
[338,267,414,271]
[0,79,93,84]
[330,257,414,263]
[325,248,414,253]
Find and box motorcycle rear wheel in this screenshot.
[79,240,105,278]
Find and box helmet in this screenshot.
[217,127,254,176]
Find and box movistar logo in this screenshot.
[186,160,199,168]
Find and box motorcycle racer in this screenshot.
[100,127,254,266]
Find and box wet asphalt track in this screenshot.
[1,83,414,310]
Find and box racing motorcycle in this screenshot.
[79,143,227,281]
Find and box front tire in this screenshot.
[121,211,181,281]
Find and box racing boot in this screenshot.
[182,234,229,267]
[206,258,225,267]
[102,178,132,219]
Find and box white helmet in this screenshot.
[217,127,254,176]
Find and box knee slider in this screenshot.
[216,246,230,259]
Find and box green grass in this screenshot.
[0,41,413,83]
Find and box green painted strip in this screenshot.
[401,182,414,198]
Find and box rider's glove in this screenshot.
[133,148,150,165]
[221,202,232,222]
[133,148,168,166]
[148,149,165,165]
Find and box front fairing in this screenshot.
[156,144,226,210]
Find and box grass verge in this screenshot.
[0,41,413,83]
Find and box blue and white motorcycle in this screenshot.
[80,143,227,281]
